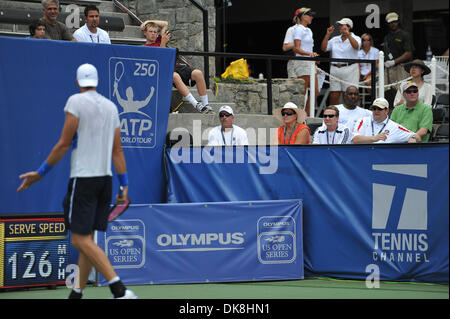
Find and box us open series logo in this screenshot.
[109,57,159,148]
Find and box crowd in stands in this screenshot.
[25,1,445,145]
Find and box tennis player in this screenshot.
[17,63,137,299]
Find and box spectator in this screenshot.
[282,9,300,60]
[207,106,248,146]
[352,98,419,143]
[140,20,213,114]
[312,105,352,144]
[29,20,46,39]
[292,8,319,116]
[390,81,433,142]
[321,17,361,106]
[393,59,433,107]
[140,20,169,47]
[273,102,311,145]
[73,5,111,44]
[334,86,372,133]
[39,0,76,41]
[383,12,414,86]
[358,33,379,93]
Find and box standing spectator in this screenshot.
[292,8,319,116]
[312,105,352,144]
[383,12,414,86]
[273,102,311,145]
[282,9,300,70]
[73,5,111,44]
[39,0,76,41]
[358,33,379,93]
[321,17,361,106]
[17,64,137,299]
[334,86,372,134]
[352,98,419,143]
[207,106,248,146]
[393,59,433,107]
[28,20,46,39]
[390,81,433,142]
[140,20,213,114]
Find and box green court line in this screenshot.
[0,278,448,299]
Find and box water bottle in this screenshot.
[258,73,264,80]
[426,45,432,61]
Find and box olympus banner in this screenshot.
[0,36,175,212]
[165,144,449,283]
[96,200,304,285]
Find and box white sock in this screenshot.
[73,288,83,294]
[108,276,120,285]
[200,95,209,107]
[184,93,198,107]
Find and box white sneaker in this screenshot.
[115,289,138,299]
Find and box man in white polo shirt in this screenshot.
[312,105,352,144]
[74,5,111,44]
[207,105,248,146]
[352,97,420,143]
[321,17,361,105]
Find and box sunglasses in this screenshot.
[404,89,418,94]
[281,111,295,116]
[370,106,385,111]
[219,113,232,118]
[323,114,336,118]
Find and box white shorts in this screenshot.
[288,59,315,78]
[329,63,359,91]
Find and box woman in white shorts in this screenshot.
[291,7,319,116]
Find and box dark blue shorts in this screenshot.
[63,176,112,235]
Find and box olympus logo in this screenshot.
[156,232,245,252]
[263,221,290,227]
[111,225,140,232]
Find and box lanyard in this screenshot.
[221,127,234,146]
[284,124,297,144]
[326,130,336,144]
[89,35,99,43]
[371,117,389,136]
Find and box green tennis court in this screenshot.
[0,277,447,299]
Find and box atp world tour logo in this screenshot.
[371,164,430,264]
[109,57,159,148]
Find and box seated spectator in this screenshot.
[358,33,379,93]
[335,86,372,133]
[140,20,213,114]
[390,81,433,142]
[393,59,433,107]
[73,5,111,44]
[29,20,46,39]
[353,98,419,143]
[321,18,361,105]
[39,0,76,41]
[207,106,248,146]
[273,102,311,145]
[312,106,352,144]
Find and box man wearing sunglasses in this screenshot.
[312,106,351,144]
[352,97,419,144]
[390,81,433,142]
[207,105,248,146]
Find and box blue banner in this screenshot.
[96,200,304,285]
[0,37,175,213]
[165,144,449,282]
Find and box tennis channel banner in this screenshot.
[0,36,175,214]
[96,200,304,285]
[165,144,449,283]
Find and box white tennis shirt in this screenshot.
[64,90,120,177]
[207,125,249,146]
[352,116,414,143]
[73,24,111,44]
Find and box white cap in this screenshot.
[371,97,389,109]
[219,105,234,116]
[77,63,98,88]
[385,12,399,23]
[336,17,353,29]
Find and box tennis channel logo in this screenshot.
[371,164,430,264]
[257,216,296,264]
[109,57,159,149]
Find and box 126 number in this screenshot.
[8,251,52,279]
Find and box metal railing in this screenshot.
[179,50,377,116]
